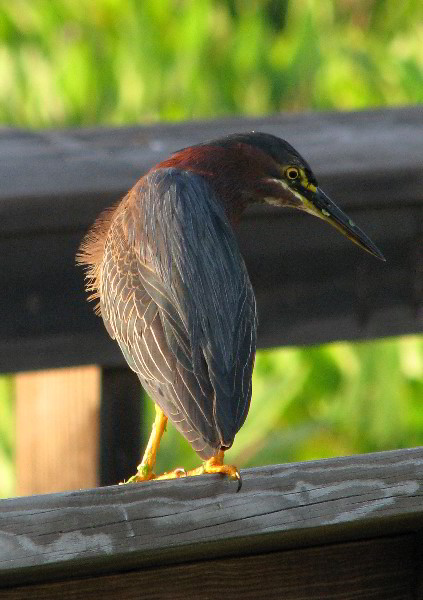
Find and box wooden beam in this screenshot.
[1,447,422,591]
[1,107,422,217]
[0,535,417,599]
[15,366,100,495]
[0,107,422,372]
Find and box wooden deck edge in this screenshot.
[0,447,422,588]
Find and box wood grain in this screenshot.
[1,107,422,227]
[1,447,422,589]
[0,536,417,600]
[15,366,100,495]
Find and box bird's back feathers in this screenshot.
[80,167,257,458]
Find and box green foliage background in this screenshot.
[0,0,422,495]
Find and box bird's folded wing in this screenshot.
[99,169,257,453]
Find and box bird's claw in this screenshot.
[185,452,242,491]
[224,467,242,492]
[120,455,241,491]
[234,470,242,493]
[174,467,187,477]
[120,465,188,484]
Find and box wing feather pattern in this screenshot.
[98,168,257,459]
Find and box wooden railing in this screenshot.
[1,448,422,598]
[0,107,422,596]
[1,105,422,371]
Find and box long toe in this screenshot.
[121,469,156,484]
[185,461,242,491]
[155,468,187,480]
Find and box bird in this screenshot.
[77,132,384,492]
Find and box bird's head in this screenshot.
[161,132,384,261]
[211,132,385,261]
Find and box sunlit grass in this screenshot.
[0,1,422,127]
[0,377,15,498]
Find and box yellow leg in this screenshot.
[123,406,241,491]
[124,404,179,483]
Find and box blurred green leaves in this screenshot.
[0,377,14,498]
[0,0,422,127]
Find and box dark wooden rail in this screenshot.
[1,447,422,599]
[1,106,422,373]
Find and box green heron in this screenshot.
[78,132,384,491]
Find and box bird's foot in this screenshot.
[121,465,186,484]
[120,450,241,491]
[155,468,187,481]
[121,464,156,484]
[186,451,242,492]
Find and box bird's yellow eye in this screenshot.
[286,167,300,180]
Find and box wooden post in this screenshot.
[16,366,101,495]
[100,366,142,486]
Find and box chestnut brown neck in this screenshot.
[154,143,277,226]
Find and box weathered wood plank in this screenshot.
[0,536,417,599]
[0,107,422,372]
[1,107,422,224]
[0,447,422,589]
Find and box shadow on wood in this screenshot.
[100,367,142,486]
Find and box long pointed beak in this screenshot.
[307,187,385,261]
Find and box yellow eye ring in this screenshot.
[286,167,300,180]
